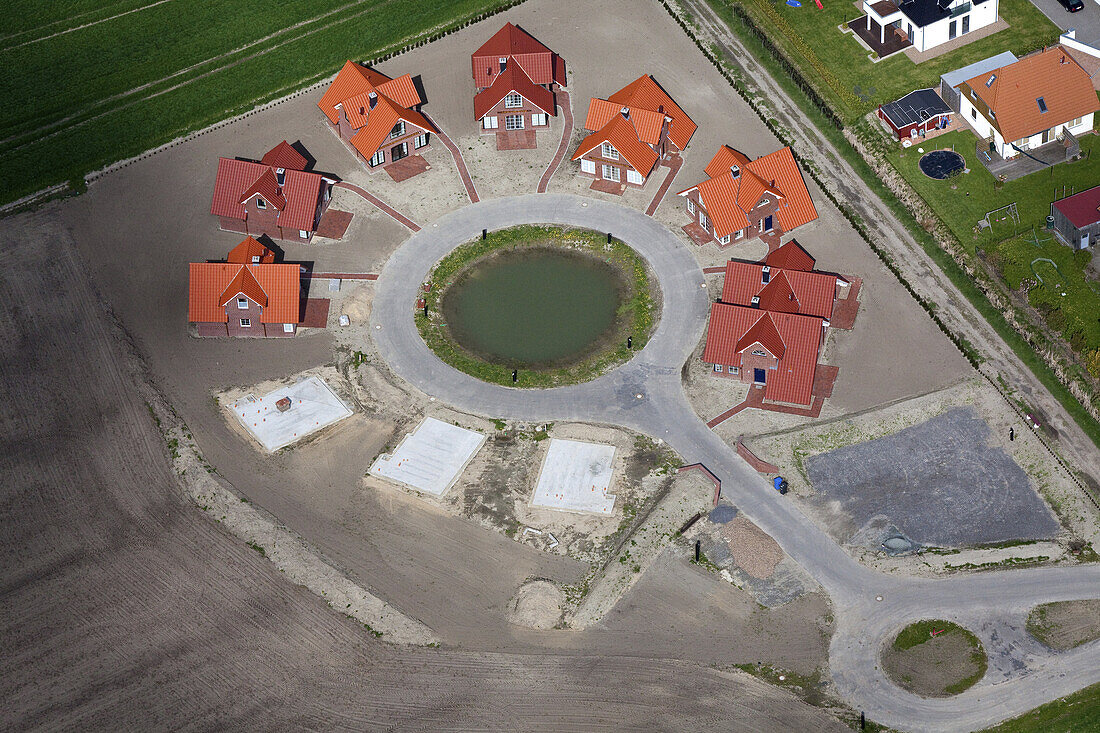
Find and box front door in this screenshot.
[753,368,766,384]
[1042,128,1054,144]
[1081,232,1090,250]
[391,142,408,162]
[763,215,773,232]
[949,20,957,39]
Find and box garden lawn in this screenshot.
[887,129,1100,251]
[732,0,1059,124]
[0,0,514,205]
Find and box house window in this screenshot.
[989,110,995,119]
[700,211,710,231]
[601,142,619,160]
[601,164,620,182]
[275,168,286,186]
[251,256,260,264]
[751,349,767,357]
[1070,116,1084,128]
[483,115,499,130]
[985,75,996,88]
[759,197,770,206]
[283,323,294,333]
[970,89,977,100]
[729,366,740,375]
[531,113,547,126]
[256,197,266,209]
[719,234,731,245]
[580,158,596,174]
[1037,97,1047,114]
[389,121,406,139]
[237,297,248,309]
[714,364,724,373]
[240,318,251,327]
[299,229,308,239]
[505,93,523,109]
[961,14,969,34]
[505,114,524,130]
[971,108,977,120]
[414,133,428,149]
[687,198,696,215]
[368,150,384,167]
[626,169,644,185]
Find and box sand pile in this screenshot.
[722,517,784,579]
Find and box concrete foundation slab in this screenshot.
[531,439,616,515]
[369,417,485,496]
[231,376,352,452]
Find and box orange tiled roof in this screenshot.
[704,145,752,178]
[189,261,300,324]
[963,46,1100,144]
[260,140,307,171]
[584,99,666,144]
[473,62,556,120]
[571,113,659,176]
[720,259,837,319]
[764,239,815,271]
[226,236,275,264]
[703,303,823,406]
[346,94,435,161]
[606,75,696,150]
[317,61,395,124]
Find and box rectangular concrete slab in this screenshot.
[370,417,485,497]
[231,376,353,452]
[531,439,616,515]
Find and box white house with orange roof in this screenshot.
[571,75,696,190]
[677,146,818,248]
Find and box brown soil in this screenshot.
[507,580,564,629]
[1028,600,1100,650]
[882,628,986,697]
[724,516,785,579]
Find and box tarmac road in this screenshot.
[372,194,1100,732]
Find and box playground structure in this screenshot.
[977,202,1018,233]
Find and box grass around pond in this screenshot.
[416,225,658,389]
[733,0,1060,124]
[981,680,1100,732]
[885,619,988,696]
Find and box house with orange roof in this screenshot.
[571,75,696,190]
[189,238,302,338]
[318,61,436,176]
[471,23,565,148]
[210,141,334,243]
[677,146,818,248]
[702,241,850,407]
[957,46,1099,162]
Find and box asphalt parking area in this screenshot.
[806,406,1061,547]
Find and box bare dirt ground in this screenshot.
[1027,600,1100,651]
[0,211,851,732]
[882,626,986,698]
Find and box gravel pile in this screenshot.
[722,517,784,579]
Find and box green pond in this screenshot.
[441,247,627,367]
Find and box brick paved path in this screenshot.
[333,182,420,231]
[538,89,573,193]
[423,113,479,203]
[645,153,682,216]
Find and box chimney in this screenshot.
[730,165,740,178]
[761,265,770,284]
[620,106,630,120]
[500,58,507,73]
[750,296,760,308]
[368,91,378,110]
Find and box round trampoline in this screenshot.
[918,150,964,180]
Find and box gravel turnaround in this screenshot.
[372,194,1100,733]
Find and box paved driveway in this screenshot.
[1029,0,1100,43]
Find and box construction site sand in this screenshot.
[1029,599,1100,651]
[723,516,785,579]
[507,580,564,630]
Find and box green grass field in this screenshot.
[733,0,1060,124]
[885,129,1100,361]
[981,681,1100,732]
[0,0,515,205]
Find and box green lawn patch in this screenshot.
[734,0,1059,124]
[886,619,988,696]
[416,225,657,389]
[980,681,1100,732]
[0,0,520,204]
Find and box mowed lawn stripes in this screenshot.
[0,0,510,204]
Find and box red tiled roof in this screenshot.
[473,62,556,120]
[1053,183,1100,228]
[963,46,1100,144]
[720,259,837,319]
[764,239,815,271]
[260,140,307,171]
[606,75,696,150]
[471,23,563,88]
[571,113,659,175]
[189,261,300,324]
[678,146,818,238]
[226,236,275,264]
[703,303,822,405]
[211,158,324,233]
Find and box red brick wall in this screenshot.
[480,97,553,134]
[262,323,295,337]
[578,151,651,187]
[195,322,229,338]
[739,352,777,381]
[219,216,248,234]
[224,298,264,338]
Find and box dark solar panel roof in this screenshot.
[898,0,987,28]
[880,88,952,128]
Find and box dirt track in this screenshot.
[0,214,849,730]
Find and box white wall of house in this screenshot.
[962,90,1095,158]
[959,94,995,139]
[913,0,999,52]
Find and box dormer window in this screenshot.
[970,89,976,100]
[1037,97,1048,113]
[505,93,523,109]
[237,297,248,309]
[761,266,770,284]
[985,74,996,88]
[275,168,285,186]
[251,255,261,264]
[601,142,619,160]
[750,295,760,307]
[390,121,406,139]
[256,197,266,209]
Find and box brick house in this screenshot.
[318,61,436,174]
[210,141,334,243]
[471,23,565,146]
[1051,183,1100,249]
[702,241,847,406]
[677,146,818,248]
[188,237,302,338]
[572,75,696,188]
